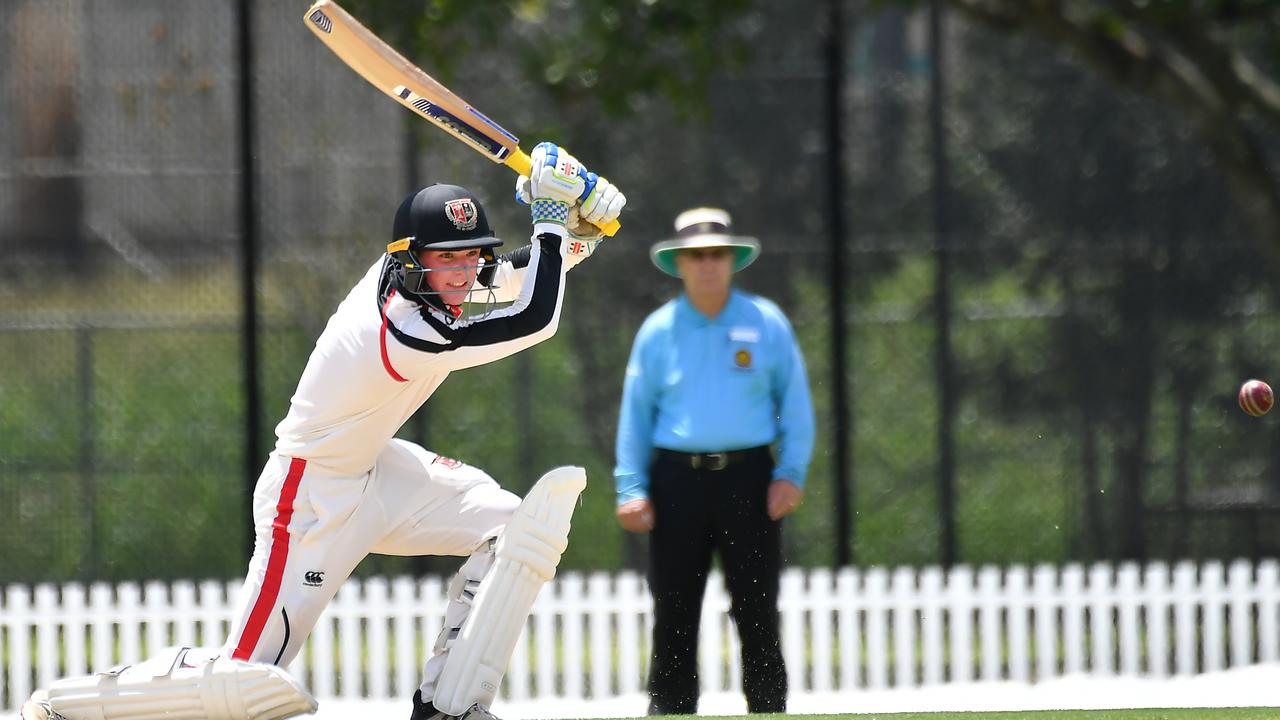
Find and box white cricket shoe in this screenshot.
[410,690,500,720]
[20,690,65,720]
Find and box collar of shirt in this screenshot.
[675,289,742,327]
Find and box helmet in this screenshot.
[386,184,503,304]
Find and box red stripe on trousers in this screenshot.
[231,456,306,661]
[380,289,408,382]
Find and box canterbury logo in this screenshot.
[303,571,325,587]
[308,9,333,33]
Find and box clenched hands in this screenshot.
[617,480,802,532]
[767,479,804,520]
[616,498,655,533]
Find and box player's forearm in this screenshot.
[456,234,565,361]
[390,234,565,372]
[774,404,815,489]
[473,246,532,304]
[613,397,655,502]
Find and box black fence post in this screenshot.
[824,0,853,567]
[77,324,98,579]
[929,0,957,568]
[235,0,262,556]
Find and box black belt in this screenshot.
[655,446,769,472]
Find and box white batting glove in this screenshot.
[577,176,626,227]
[522,142,588,229]
[528,142,588,203]
[561,224,600,270]
[518,170,625,241]
[514,175,534,205]
[566,179,626,239]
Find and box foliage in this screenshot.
[344,0,757,119]
[914,0,1280,255]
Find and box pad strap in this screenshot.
[45,647,317,720]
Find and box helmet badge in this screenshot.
[444,198,479,231]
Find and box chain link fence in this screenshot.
[2,0,1277,584]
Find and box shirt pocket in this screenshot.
[726,345,771,406]
[727,325,764,374]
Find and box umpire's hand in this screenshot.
[616,498,655,533]
[767,479,804,520]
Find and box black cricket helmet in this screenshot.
[387,184,503,302]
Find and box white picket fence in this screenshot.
[3,560,1279,713]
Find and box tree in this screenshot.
[935,7,1271,561]
[336,0,1280,566]
[905,0,1280,257]
[346,0,756,118]
[353,1,1279,255]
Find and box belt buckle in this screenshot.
[702,452,728,471]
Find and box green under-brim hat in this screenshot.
[649,207,761,278]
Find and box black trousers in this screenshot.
[645,447,787,715]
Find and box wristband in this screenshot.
[531,198,570,226]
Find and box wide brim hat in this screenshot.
[649,207,760,278]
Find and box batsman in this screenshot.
[22,143,626,720]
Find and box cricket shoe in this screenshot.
[410,690,501,720]
[20,690,65,720]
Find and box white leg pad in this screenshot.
[42,647,317,720]
[431,465,587,715]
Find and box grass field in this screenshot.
[666,711,1280,720]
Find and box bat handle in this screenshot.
[504,150,622,237]
[505,149,533,177]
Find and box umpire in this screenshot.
[613,208,815,715]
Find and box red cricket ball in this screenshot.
[1238,379,1274,417]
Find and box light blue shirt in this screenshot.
[613,289,815,504]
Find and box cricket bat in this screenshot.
[303,0,620,236]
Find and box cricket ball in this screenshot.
[1238,379,1274,417]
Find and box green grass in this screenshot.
[637,710,1280,720]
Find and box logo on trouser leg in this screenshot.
[303,571,325,587]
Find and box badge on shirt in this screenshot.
[730,326,758,370]
[432,454,464,469]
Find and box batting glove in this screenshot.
[525,142,594,228]
[518,171,624,240]
[562,179,624,240]
[577,176,626,227]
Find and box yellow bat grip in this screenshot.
[504,150,622,237]
[505,149,532,177]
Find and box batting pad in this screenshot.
[432,465,587,715]
[43,646,318,720]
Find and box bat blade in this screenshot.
[304,0,616,234]
[304,0,518,165]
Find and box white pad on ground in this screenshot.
[41,646,317,720]
[432,465,587,715]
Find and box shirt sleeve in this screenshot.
[770,312,815,488]
[383,230,566,374]
[472,235,598,304]
[613,322,658,504]
[472,246,531,305]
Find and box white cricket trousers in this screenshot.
[221,438,520,670]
